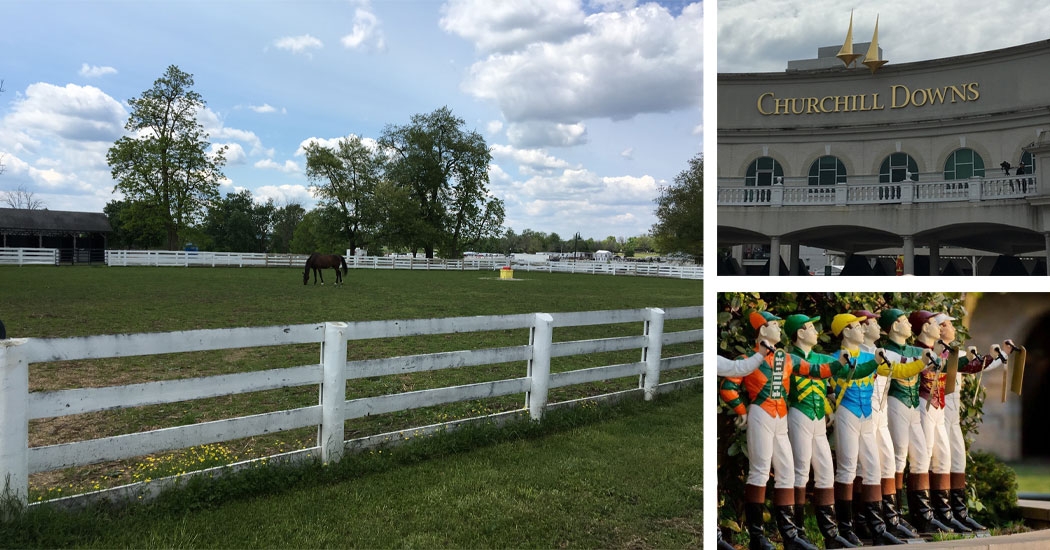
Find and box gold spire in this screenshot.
[837,10,862,67]
[863,15,888,73]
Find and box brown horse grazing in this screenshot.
[303,253,348,285]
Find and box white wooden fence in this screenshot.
[0,248,59,266]
[0,306,702,507]
[100,250,704,279]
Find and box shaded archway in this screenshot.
[1022,311,1050,457]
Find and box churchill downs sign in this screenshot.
[756,82,980,115]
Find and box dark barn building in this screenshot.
[0,208,111,263]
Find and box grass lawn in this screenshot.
[1011,462,1050,494]
[1,385,703,549]
[0,266,700,501]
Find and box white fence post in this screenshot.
[319,322,348,463]
[0,339,29,506]
[527,313,554,420]
[641,308,665,401]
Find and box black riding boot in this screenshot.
[950,487,987,531]
[774,505,819,550]
[716,527,737,550]
[907,489,952,534]
[745,502,775,550]
[862,499,904,545]
[835,499,863,546]
[882,493,920,539]
[932,489,972,534]
[816,504,857,548]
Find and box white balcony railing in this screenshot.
[717,175,1038,207]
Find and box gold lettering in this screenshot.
[858,94,872,111]
[891,85,909,108]
[834,95,850,113]
[754,81,978,115]
[757,92,774,115]
[774,97,791,115]
[927,87,947,104]
[911,88,928,107]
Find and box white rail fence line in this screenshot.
[0,248,59,266]
[0,306,702,507]
[100,250,703,279]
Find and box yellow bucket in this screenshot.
[500,267,513,279]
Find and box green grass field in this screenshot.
[0,266,701,501]
[2,386,703,549]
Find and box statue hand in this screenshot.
[734,413,748,430]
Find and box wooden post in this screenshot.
[0,338,29,506]
[319,322,348,463]
[642,308,665,401]
[527,313,554,420]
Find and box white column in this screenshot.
[319,322,348,463]
[769,236,781,276]
[903,236,915,276]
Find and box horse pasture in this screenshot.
[0,266,701,500]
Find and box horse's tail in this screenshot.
[340,255,348,275]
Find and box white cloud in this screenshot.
[254,184,316,205]
[248,104,278,114]
[506,121,587,148]
[273,34,323,56]
[254,158,300,173]
[214,142,247,165]
[620,147,633,159]
[78,63,117,78]
[294,134,380,156]
[440,0,586,53]
[341,1,386,51]
[490,144,573,174]
[5,82,126,144]
[459,2,701,125]
[486,120,504,135]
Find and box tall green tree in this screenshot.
[103,199,166,249]
[379,107,504,258]
[303,135,382,255]
[203,190,274,252]
[270,202,306,254]
[107,65,227,250]
[652,153,702,260]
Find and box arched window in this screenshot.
[745,156,784,186]
[1021,151,1036,174]
[879,153,919,183]
[808,156,847,186]
[944,148,985,180]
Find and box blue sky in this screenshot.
[0,0,702,241]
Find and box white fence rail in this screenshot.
[0,248,59,266]
[0,306,702,506]
[100,250,703,279]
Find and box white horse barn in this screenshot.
[594,250,614,262]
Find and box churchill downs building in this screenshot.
[717,24,1050,276]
